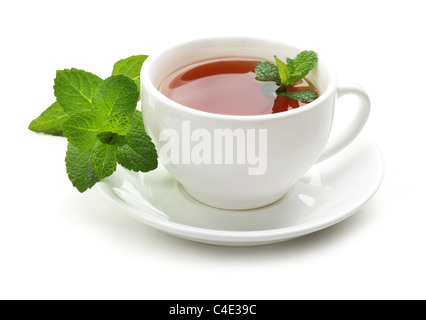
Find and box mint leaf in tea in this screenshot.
[256,50,318,103]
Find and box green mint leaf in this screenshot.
[274,55,290,86]
[117,110,158,172]
[130,109,144,127]
[255,62,280,83]
[65,143,99,193]
[286,57,295,71]
[279,90,318,103]
[28,102,68,136]
[91,140,117,179]
[286,58,302,86]
[100,110,133,136]
[112,55,148,97]
[92,75,139,135]
[117,126,158,173]
[62,110,106,150]
[286,51,318,85]
[54,68,103,114]
[92,74,137,116]
[97,132,127,146]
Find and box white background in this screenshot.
[1,0,425,300]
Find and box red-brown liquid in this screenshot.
[159,57,318,116]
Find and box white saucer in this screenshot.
[97,134,384,246]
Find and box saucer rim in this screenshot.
[96,134,384,244]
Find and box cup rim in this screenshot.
[141,36,337,121]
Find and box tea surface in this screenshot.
[159,57,318,115]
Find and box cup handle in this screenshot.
[316,81,370,163]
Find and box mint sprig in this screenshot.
[255,50,318,102]
[29,55,158,193]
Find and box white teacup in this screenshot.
[141,37,370,210]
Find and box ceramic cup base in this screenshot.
[181,184,291,210]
